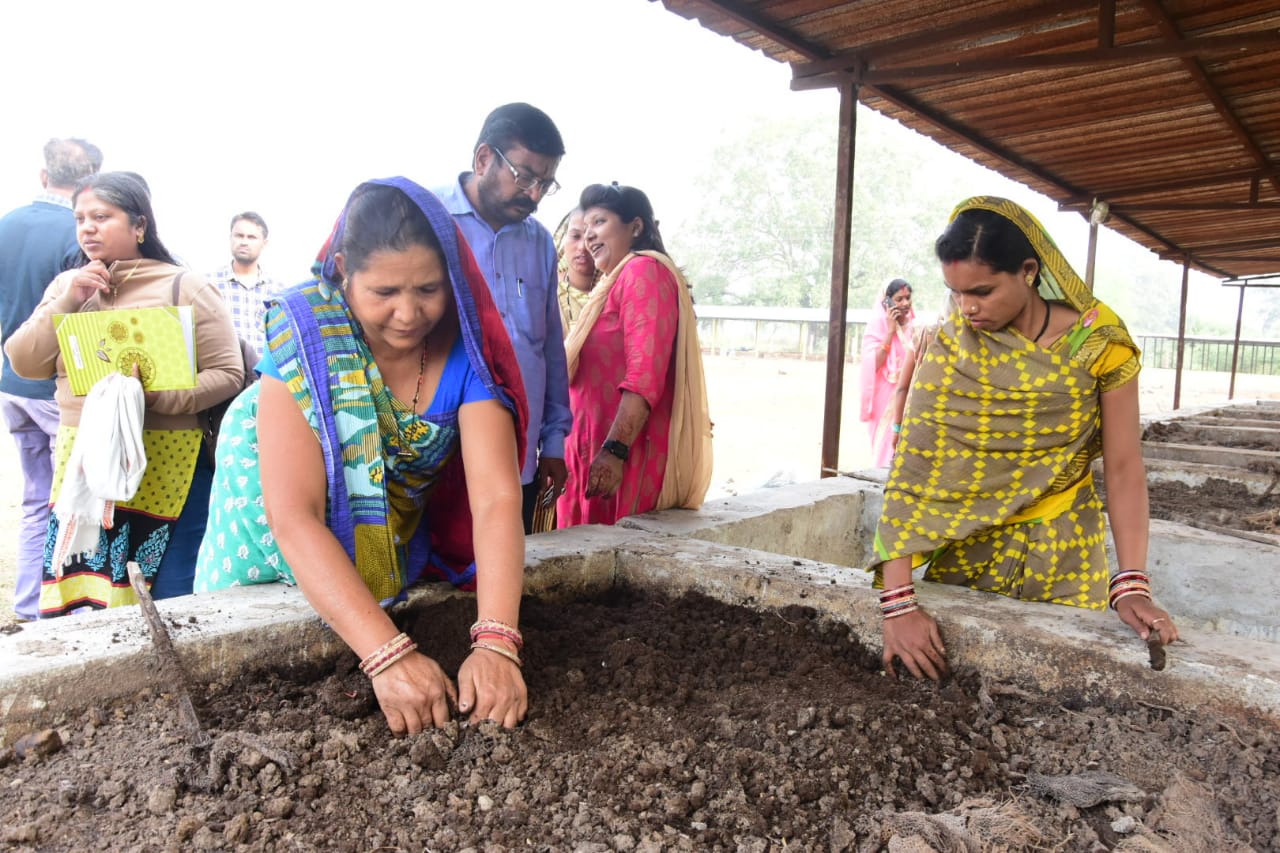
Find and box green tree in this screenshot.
[668,108,965,312]
[669,115,834,308]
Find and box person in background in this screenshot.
[433,103,571,532]
[872,196,1178,681]
[859,278,917,467]
[555,207,599,337]
[194,178,530,734]
[208,212,283,357]
[5,172,243,615]
[557,183,712,527]
[0,137,101,622]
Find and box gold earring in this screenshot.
[1025,274,1034,286]
[137,233,145,244]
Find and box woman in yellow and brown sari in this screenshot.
[872,197,1178,681]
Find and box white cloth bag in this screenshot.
[51,372,148,571]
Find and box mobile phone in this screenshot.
[883,297,894,309]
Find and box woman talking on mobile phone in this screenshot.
[859,278,917,467]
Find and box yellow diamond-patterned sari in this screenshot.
[871,197,1140,610]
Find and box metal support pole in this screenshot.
[1172,257,1191,410]
[1228,283,1246,400]
[1085,222,1099,290]
[1085,199,1108,291]
[820,81,858,477]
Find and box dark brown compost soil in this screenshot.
[1138,477,1280,534]
[1143,420,1280,452]
[2,589,1278,852]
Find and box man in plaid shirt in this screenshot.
[207,211,283,356]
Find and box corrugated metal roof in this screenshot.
[656,0,1280,279]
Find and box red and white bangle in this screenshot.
[1108,570,1152,610]
[359,632,418,678]
[469,618,524,650]
[880,583,920,619]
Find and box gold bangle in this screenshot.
[359,632,415,676]
[362,634,418,678]
[471,641,523,668]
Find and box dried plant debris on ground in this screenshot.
[2,590,1278,851]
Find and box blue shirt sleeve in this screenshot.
[538,233,572,459]
[428,336,495,414]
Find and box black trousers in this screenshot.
[520,480,541,535]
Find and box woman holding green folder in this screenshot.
[5,171,244,616]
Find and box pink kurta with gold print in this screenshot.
[558,256,677,526]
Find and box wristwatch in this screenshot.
[601,438,630,462]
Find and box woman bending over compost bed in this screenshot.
[871,196,1179,681]
[195,178,530,733]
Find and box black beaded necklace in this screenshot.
[1031,299,1052,343]
[409,338,428,413]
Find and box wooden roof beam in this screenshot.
[1135,0,1280,196]
[685,0,829,60]
[792,31,1280,87]
[1063,201,1280,212]
[865,82,1185,260]
[1163,257,1235,278]
[1162,255,1280,276]
[1099,0,1116,49]
[1061,166,1280,203]
[1222,276,1280,285]
[1165,236,1280,254]
[790,1,1099,78]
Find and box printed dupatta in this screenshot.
[269,177,528,600]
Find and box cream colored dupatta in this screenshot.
[564,251,713,510]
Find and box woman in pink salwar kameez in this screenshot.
[859,278,917,467]
[557,184,712,527]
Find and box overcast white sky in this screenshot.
[3,0,1256,333]
[3,0,832,273]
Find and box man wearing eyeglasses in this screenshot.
[434,102,571,534]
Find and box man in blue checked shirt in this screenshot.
[208,211,283,357]
[435,103,571,534]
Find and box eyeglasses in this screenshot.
[492,147,560,196]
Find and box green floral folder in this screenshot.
[54,306,196,395]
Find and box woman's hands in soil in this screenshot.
[881,609,948,681]
[1116,597,1180,645]
[585,451,624,498]
[458,647,528,729]
[66,261,112,305]
[370,652,458,736]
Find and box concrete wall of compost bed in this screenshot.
[3,481,1279,744]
